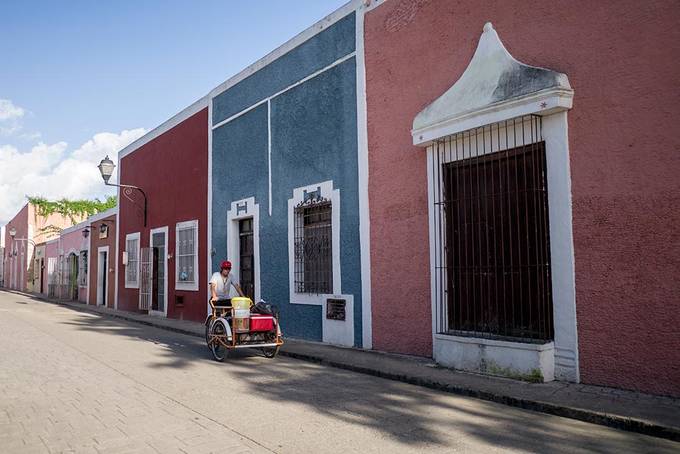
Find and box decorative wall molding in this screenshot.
[412,22,573,146]
[417,22,579,382]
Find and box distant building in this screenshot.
[57,221,90,302]
[0,226,5,287]
[2,202,80,292]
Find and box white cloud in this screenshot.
[0,128,147,225]
[0,99,25,121]
[18,131,42,141]
[0,124,22,136]
[0,99,26,136]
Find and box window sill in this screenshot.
[290,292,342,306]
[434,333,554,351]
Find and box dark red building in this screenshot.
[116,99,209,322]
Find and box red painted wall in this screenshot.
[117,108,208,322]
[88,214,116,308]
[365,0,680,395]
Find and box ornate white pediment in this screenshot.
[412,23,573,146]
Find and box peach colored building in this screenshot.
[2,202,80,293]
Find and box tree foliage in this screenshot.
[28,195,116,225]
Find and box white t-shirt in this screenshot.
[210,271,237,298]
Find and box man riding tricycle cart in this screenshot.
[204,260,283,361]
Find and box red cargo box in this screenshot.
[250,315,274,332]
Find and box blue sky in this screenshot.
[0,0,348,224]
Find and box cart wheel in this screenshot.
[209,320,230,362]
[262,346,280,358]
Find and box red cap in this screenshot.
[220,260,232,270]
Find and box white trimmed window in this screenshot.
[176,220,199,291]
[294,198,333,294]
[411,22,579,382]
[288,181,341,305]
[125,232,140,288]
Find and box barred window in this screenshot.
[47,257,57,297]
[47,257,57,284]
[294,198,332,294]
[78,251,88,287]
[433,115,554,342]
[125,233,140,287]
[176,220,198,291]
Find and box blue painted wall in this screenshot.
[212,12,356,125]
[211,12,362,345]
[211,103,269,253]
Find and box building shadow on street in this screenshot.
[35,298,674,453]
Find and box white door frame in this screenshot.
[149,226,169,317]
[226,198,260,304]
[97,246,109,307]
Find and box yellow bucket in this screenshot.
[232,297,252,333]
[232,297,252,310]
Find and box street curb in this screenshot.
[279,350,680,442]
[4,289,679,443]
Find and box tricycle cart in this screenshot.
[204,297,283,362]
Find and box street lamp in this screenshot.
[97,155,147,227]
[8,226,35,247]
[97,156,115,183]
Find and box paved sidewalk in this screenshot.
[6,289,680,443]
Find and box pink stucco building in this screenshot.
[363,0,680,396]
[55,221,90,302]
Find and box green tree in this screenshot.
[28,195,116,233]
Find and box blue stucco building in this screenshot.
[209,9,368,347]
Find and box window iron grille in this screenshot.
[139,247,153,311]
[78,251,88,287]
[432,115,554,342]
[294,197,333,294]
[47,257,57,297]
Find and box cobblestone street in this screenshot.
[0,291,677,453]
